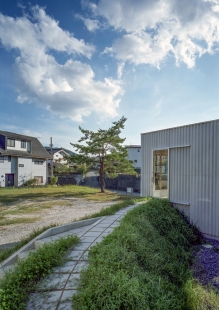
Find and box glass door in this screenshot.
[152,149,168,198]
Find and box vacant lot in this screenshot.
[0,186,123,245]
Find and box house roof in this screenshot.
[0,130,51,159]
[44,147,77,157]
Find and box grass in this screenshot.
[72,198,219,310]
[0,196,146,263]
[0,235,79,310]
[0,185,122,206]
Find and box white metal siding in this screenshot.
[141,120,219,238]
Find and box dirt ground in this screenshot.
[0,197,116,246]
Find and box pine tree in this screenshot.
[70,116,137,193]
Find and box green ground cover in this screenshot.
[0,235,79,310]
[0,185,122,206]
[73,198,219,310]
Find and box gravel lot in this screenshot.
[0,197,115,246]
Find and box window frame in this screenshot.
[21,140,26,149]
[7,139,15,147]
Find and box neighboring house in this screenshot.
[126,145,141,172]
[141,119,219,238]
[0,131,51,187]
[44,147,76,165]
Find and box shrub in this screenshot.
[50,176,58,185]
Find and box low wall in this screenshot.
[49,174,77,185]
[105,174,140,192]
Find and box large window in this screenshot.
[0,156,4,163]
[153,149,168,198]
[7,139,15,147]
[21,141,26,148]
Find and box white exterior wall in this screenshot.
[127,147,141,169]
[0,157,47,187]
[7,139,31,152]
[17,158,47,186]
[53,151,67,164]
[141,119,219,238]
[0,156,17,187]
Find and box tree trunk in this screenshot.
[100,157,105,193]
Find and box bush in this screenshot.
[25,178,38,186]
[50,175,58,185]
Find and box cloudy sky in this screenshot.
[1,0,219,149]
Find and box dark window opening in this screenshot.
[34,160,44,165]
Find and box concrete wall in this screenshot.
[141,119,219,238]
[105,174,140,192]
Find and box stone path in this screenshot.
[26,204,137,310]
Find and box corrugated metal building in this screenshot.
[141,119,219,238]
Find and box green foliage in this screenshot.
[0,235,79,310]
[72,199,216,310]
[50,175,58,185]
[69,116,137,192]
[0,225,59,263]
[24,178,38,186]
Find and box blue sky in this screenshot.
[1,0,219,150]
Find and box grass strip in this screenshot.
[0,197,147,263]
[72,198,219,310]
[0,235,79,310]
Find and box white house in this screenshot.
[45,147,75,165]
[126,145,141,172]
[0,131,51,187]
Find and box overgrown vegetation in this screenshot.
[0,225,60,263]
[0,235,79,310]
[72,199,219,310]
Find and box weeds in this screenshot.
[0,235,79,310]
[72,198,219,310]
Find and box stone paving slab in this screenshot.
[26,203,138,310]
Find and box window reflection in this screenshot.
[153,150,168,191]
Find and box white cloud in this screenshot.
[0,6,123,121]
[75,13,100,32]
[91,0,219,68]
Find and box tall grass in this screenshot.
[72,198,219,310]
[0,235,79,310]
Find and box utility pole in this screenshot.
[50,137,53,177]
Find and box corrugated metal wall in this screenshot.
[141,120,219,238]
